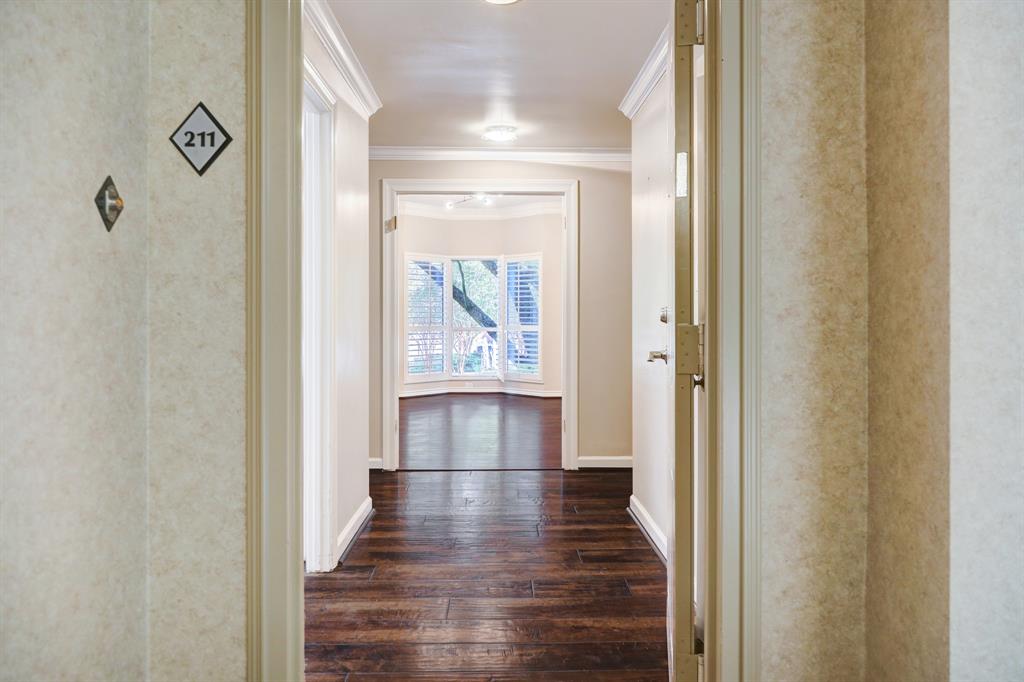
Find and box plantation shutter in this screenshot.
[406,258,446,376]
[505,257,541,377]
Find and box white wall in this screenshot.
[398,212,563,397]
[303,12,372,569]
[370,160,632,462]
[629,72,675,550]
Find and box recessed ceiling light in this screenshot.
[482,125,518,142]
[484,0,520,4]
[445,201,454,210]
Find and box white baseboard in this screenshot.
[334,496,373,560]
[368,457,383,469]
[399,386,561,399]
[629,494,669,561]
[577,455,633,468]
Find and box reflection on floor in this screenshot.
[399,394,561,470]
[304,469,669,679]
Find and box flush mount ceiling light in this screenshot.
[484,0,521,4]
[482,125,518,142]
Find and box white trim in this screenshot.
[302,0,382,120]
[740,0,761,679]
[578,455,633,468]
[399,200,563,221]
[334,496,373,558]
[383,178,580,472]
[619,23,671,120]
[370,146,630,171]
[368,457,384,469]
[629,494,669,559]
[399,386,561,399]
[302,56,337,107]
[300,76,338,574]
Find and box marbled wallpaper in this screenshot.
[865,1,951,680]
[0,3,150,679]
[146,1,248,679]
[759,1,869,680]
[948,1,1024,678]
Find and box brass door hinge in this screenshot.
[385,216,398,233]
[677,0,705,46]
[675,323,704,377]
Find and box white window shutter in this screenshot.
[405,258,446,377]
[505,257,541,377]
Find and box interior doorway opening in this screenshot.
[395,192,564,471]
[381,179,581,471]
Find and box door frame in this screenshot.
[300,63,338,573]
[246,0,756,678]
[380,178,580,471]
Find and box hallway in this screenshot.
[304,468,668,679]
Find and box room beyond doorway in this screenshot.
[399,394,562,470]
[381,179,581,471]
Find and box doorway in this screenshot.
[252,0,747,678]
[381,179,581,471]
[393,192,565,470]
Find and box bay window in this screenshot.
[405,254,542,382]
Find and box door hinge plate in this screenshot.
[676,323,704,376]
[385,216,398,233]
[677,0,705,46]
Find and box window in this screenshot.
[451,258,501,377]
[505,258,541,377]
[406,259,446,377]
[405,254,542,382]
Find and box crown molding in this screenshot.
[399,199,563,221]
[303,0,382,119]
[369,146,630,171]
[619,23,671,120]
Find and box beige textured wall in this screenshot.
[948,1,1024,678]
[147,1,247,678]
[0,3,150,679]
[370,160,632,461]
[759,2,869,680]
[864,1,950,680]
[397,213,563,396]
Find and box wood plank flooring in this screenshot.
[305,469,668,679]
[399,394,562,470]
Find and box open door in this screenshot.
[671,0,712,679]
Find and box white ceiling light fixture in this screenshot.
[482,125,518,143]
[483,0,521,4]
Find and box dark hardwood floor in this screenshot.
[304,469,669,680]
[399,394,562,470]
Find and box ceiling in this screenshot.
[327,0,668,149]
[399,193,562,219]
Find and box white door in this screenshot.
[631,72,676,560]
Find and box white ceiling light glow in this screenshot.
[482,125,518,142]
[483,0,521,5]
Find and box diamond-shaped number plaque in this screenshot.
[169,102,232,176]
